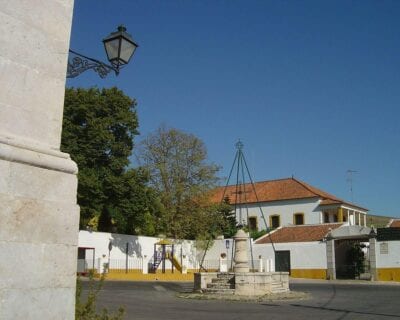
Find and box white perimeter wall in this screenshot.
[79,231,199,269]
[376,240,400,268]
[79,231,329,271]
[79,231,241,270]
[253,242,327,269]
[80,232,400,274]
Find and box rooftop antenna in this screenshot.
[346,169,357,202]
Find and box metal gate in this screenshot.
[275,250,291,274]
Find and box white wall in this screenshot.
[376,240,400,268]
[79,231,250,271]
[253,241,327,269]
[80,231,157,259]
[79,231,198,270]
[79,231,329,272]
[236,198,322,230]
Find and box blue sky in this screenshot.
[67,1,400,218]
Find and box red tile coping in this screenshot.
[255,223,343,244]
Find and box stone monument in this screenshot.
[233,229,250,273]
[0,1,78,319]
[194,229,289,296]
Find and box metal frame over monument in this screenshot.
[0,1,79,319]
[194,142,289,295]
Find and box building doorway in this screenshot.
[77,247,95,275]
[275,250,291,274]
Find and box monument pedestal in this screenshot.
[233,229,250,273]
[194,229,289,296]
[194,272,289,295]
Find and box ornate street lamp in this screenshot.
[67,25,138,78]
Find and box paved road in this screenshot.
[83,280,400,320]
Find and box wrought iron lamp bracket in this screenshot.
[67,49,119,78]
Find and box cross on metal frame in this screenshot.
[199,140,276,271]
[235,140,244,151]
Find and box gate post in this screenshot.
[326,238,336,280]
[369,235,378,281]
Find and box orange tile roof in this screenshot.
[389,219,400,228]
[209,177,367,210]
[255,223,343,244]
[319,199,341,205]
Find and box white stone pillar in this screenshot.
[181,255,188,274]
[258,257,263,272]
[219,256,228,273]
[98,257,105,274]
[326,239,336,280]
[364,214,367,227]
[350,211,354,225]
[233,229,249,273]
[269,259,275,272]
[142,257,148,274]
[369,237,378,281]
[0,1,78,319]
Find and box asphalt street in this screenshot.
[82,280,400,320]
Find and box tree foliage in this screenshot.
[62,89,232,238]
[216,197,238,238]
[61,87,159,234]
[136,125,221,239]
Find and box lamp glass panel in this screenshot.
[119,39,137,63]
[104,38,120,61]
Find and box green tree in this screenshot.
[347,243,366,277]
[136,125,220,239]
[62,87,159,234]
[216,196,238,238]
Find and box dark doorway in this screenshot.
[77,247,95,274]
[275,250,291,274]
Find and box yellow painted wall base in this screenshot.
[377,268,400,282]
[106,272,194,281]
[108,269,142,274]
[290,269,327,279]
[87,268,400,282]
[108,269,188,275]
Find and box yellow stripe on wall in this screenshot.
[106,272,194,281]
[108,269,142,274]
[377,268,400,282]
[290,269,327,279]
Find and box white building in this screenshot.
[210,177,368,230]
